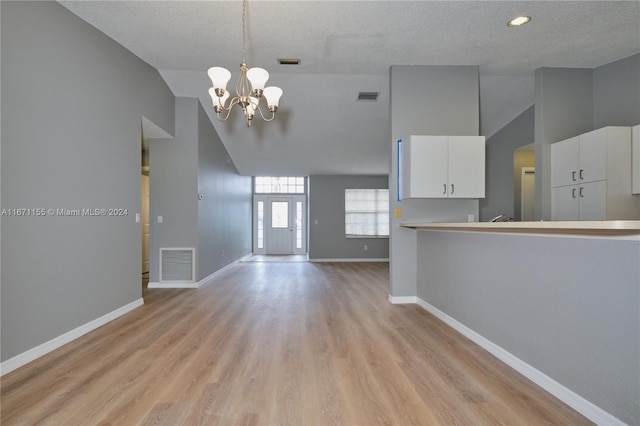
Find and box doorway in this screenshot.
[254,194,306,255]
[521,167,535,221]
[514,144,535,221]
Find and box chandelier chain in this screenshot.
[241,0,247,64]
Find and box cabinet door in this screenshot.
[551,136,579,187]
[551,185,579,220]
[579,128,607,183]
[403,136,448,198]
[578,181,607,220]
[448,136,485,198]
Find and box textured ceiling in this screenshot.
[59,1,640,176]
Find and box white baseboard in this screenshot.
[148,258,242,289]
[388,295,417,304]
[0,298,144,376]
[414,297,625,426]
[148,281,199,288]
[197,260,240,288]
[309,258,389,262]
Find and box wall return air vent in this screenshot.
[160,248,195,282]
[357,92,379,102]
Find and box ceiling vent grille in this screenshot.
[357,92,379,102]
[278,58,301,65]
[160,248,195,282]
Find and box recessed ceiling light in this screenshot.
[507,15,531,27]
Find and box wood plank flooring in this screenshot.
[1,262,591,425]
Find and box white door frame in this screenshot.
[253,194,306,255]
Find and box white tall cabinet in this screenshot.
[399,135,485,199]
[551,126,636,220]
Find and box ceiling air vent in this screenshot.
[278,58,301,65]
[357,92,379,102]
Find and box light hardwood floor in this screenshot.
[1,262,591,425]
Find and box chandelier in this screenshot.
[207,0,283,127]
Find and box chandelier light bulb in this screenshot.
[207,67,232,94]
[246,97,259,115]
[246,67,269,94]
[263,86,283,111]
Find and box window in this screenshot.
[256,201,264,249]
[254,176,305,194]
[295,201,303,249]
[345,189,389,237]
[271,201,289,228]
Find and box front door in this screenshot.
[267,198,293,254]
[254,195,306,255]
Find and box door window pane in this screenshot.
[271,201,289,228]
[296,201,302,249]
[257,201,264,249]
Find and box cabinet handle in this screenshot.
[572,188,577,198]
[572,171,576,181]
[579,169,584,180]
[579,187,584,198]
[443,184,447,195]
[451,184,455,195]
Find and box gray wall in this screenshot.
[196,101,252,279]
[1,1,175,361]
[594,54,640,129]
[149,98,251,283]
[149,98,199,282]
[308,175,389,260]
[389,65,480,298]
[417,231,640,425]
[534,67,594,220]
[480,106,534,221]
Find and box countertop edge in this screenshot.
[399,220,640,236]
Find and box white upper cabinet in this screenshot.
[448,136,486,198]
[550,126,636,220]
[399,135,485,199]
[551,136,580,188]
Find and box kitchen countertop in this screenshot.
[399,220,640,236]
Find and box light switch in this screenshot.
[135,213,140,223]
[158,215,163,223]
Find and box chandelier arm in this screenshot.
[255,104,276,122]
[215,93,230,111]
[215,107,233,122]
[215,97,242,121]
